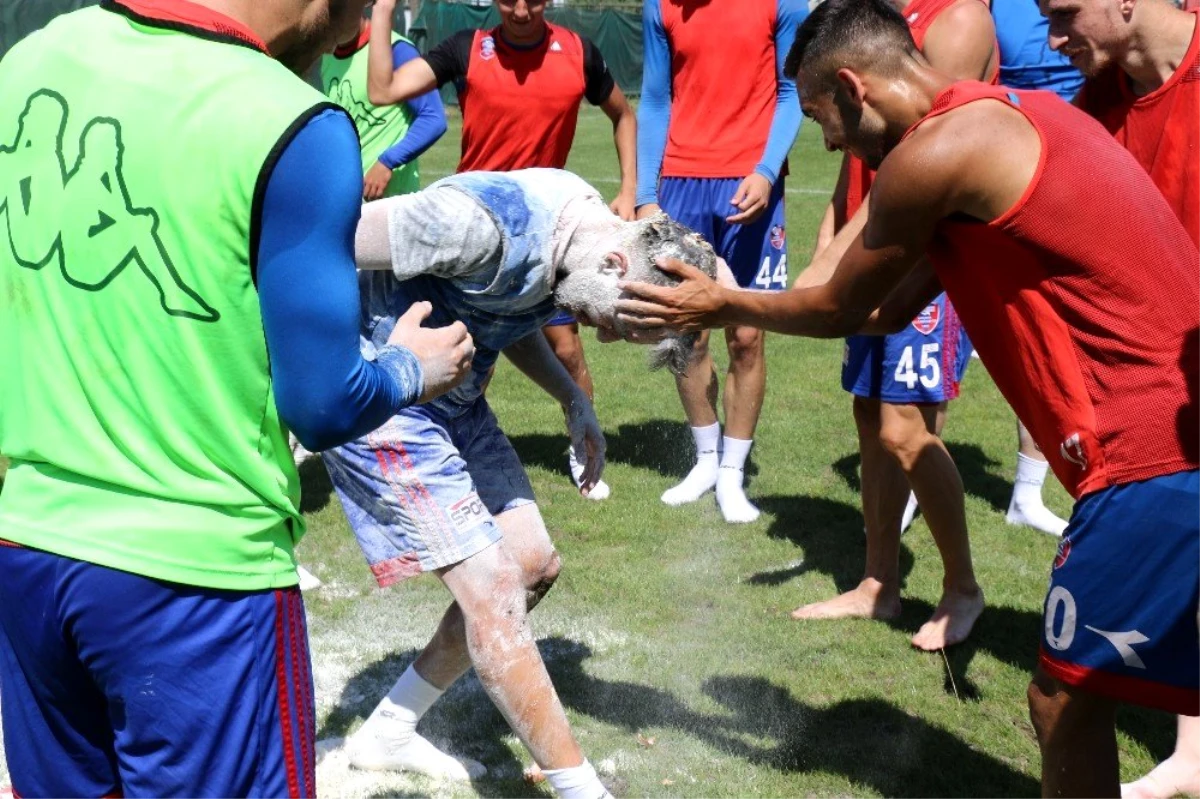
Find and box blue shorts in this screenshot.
[841,294,973,404]
[1039,470,1199,715]
[322,399,535,587]
[658,176,789,290]
[0,543,315,798]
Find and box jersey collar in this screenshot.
[333,20,372,58]
[101,0,268,53]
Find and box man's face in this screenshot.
[1039,0,1129,77]
[495,0,547,44]
[554,224,641,337]
[799,73,890,170]
[276,0,369,74]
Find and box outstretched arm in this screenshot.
[368,0,439,105]
[504,331,606,495]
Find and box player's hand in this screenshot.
[615,257,726,335]
[635,202,662,220]
[726,173,772,225]
[363,161,393,203]
[610,188,637,221]
[564,393,606,496]
[387,302,475,403]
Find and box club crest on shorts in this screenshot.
[1053,536,1072,569]
[911,302,941,334]
[769,224,785,250]
[480,35,496,60]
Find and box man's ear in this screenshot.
[835,68,867,107]
[601,252,628,277]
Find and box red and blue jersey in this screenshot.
[912,82,1199,498]
[635,0,808,206]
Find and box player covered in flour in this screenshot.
[323,167,716,798]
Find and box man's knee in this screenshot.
[526,550,562,610]
[877,405,932,465]
[1027,668,1116,746]
[725,325,764,368]
[1027,669,1062,746]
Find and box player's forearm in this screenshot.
[612,104,638,197]
[635,2,672,207]
[368,4,400,104]
[756,82,802,184]
[714,283,866,338]
[503,331,586,409]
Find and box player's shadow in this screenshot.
[535,637,1039,797]
[831,444,1012,514]
[507,419,759,482]
[298,456,335,514]
[745,493,915,593]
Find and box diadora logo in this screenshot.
[480,35,496,60]
[1060,433,1088,470]
[550,40,563,52]
[911,302,940,334]
[327,77,387,129]
[1053,536,1071,570]
[769,224,785,250]
[1,90,219,321]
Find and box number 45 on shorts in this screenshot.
[894,343,941,390]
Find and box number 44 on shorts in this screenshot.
[753,255,788,290]
[894,343,941,390]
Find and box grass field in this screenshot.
[0,105,1175,797]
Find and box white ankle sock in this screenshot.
[543,760,611,799]
[1007,453,1068,536]
[661,422,720,505]
[716,436,759,523]
[361,665,443,744]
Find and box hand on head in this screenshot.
[387,302,476,403]
[615,257,726,336]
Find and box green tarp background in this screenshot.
[1,1,643,98]
[408,0,643,103]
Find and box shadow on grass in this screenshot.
[746,493,915,594]
[507,419,758,482]
[299,456,335,514]
[832,443,1012,514]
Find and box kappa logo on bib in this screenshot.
[911,302,941,334]
[480,35,496,60]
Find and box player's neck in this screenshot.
[1121,4,1196,95]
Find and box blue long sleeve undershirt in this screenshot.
[634,0,807,207]
[257,109,423,452]
[376,40,448,169]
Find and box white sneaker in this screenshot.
[296,566,322,592]
[569,446,610,500]
[345,728,486,781]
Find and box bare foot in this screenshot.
[791,579,901,620]
[911,588,984,650]
[1121,752,1200,799]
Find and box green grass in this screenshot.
[0,106,1174,797]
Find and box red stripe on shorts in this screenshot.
[289,591,315,797]
[1040,648,1200,715]
[273,590,301,798]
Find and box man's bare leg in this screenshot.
[1008,420,1069,536]
[349,506,596,784]
[878,401,983,650]
[662,330,722,505]
[1029,667,1120,798]
[792,397,906,620]
[1123,714,1200,799]
[542,324,610,500]
[716,324,767,523]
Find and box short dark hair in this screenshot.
[784,0,917,86]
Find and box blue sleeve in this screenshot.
[635,0,672,208]
[376,40,448,169]
[755,0,808,185]
[257,109,424,452]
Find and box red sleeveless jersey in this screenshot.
[909,82,1199,497]
[1075,11,1199,247]
[659,0,780,178]
[458,24,586,172]
[841,0,999,224]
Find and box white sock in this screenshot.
[1007,453,1068,536]
[661,422,720,505]
[900,491,918,534]
[716,436,760,523]
[543,760,611,799]
[568,446,610,500]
